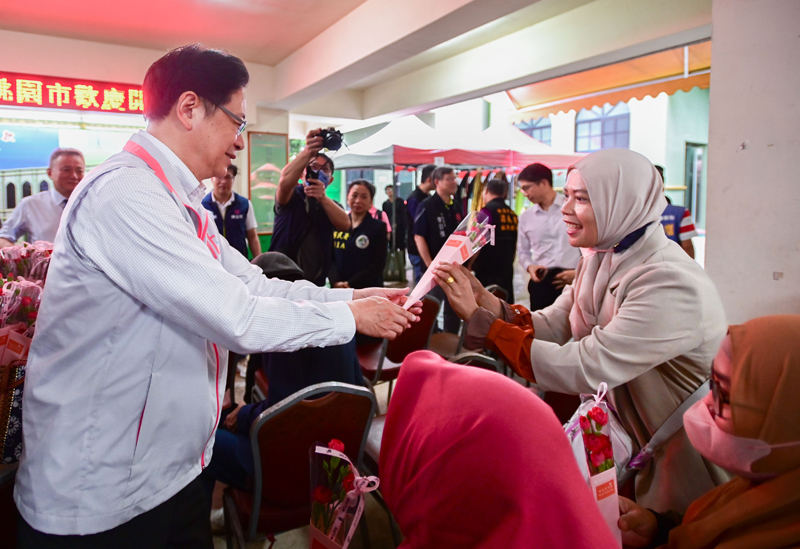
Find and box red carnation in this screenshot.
[343,473,355,493]
[584,434,604,453]
[313,486,332,504]
[20,296,32,307]
[27,311,38,320]
[590,450,605,468]
[328,439,345,453]
[589,406,609,426]
[579,416,591,432]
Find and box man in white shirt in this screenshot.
[0,148,85,246]
[15,44,417,548]
[202,164,261,258]
[516,163,581,311]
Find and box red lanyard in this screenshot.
[123,141,220,259]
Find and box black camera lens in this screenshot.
[319,128,343,151]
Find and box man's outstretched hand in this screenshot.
[353,287,423,316]
[347,296,418,340]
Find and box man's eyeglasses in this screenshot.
[208,100,247,136]
[709,366,731,418]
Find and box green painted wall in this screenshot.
[664,87,710,227]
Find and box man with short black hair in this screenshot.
[0,148,85,246]
[270,131,350,286]
[472,178,518,302]
[517,162,580,311]
[203,164,261,258]
[405,164,435,282]
[414,166,463,333]
[15,44,417,548]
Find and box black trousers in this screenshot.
[528,267,566,312]
[17,476,213,549]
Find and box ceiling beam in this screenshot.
[268,0,537,110]
[359,0,711,120]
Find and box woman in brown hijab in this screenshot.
[619,314,800,549]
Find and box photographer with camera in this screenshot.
[270,128,350,285]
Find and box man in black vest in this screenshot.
[471,178,518,303]
[406,164,435,283]
[202,164,261,258]
[414,166,464,334]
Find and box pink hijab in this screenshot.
[380,350,619,548]
[567,149,667,339]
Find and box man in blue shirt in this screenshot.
[0,148,85,246]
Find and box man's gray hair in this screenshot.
[49,148,85,169]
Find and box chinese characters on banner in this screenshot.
[0,71,144,114]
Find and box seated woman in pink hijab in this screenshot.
[379,350,619,549]
[434,149,728,513]
[619,315,800,549]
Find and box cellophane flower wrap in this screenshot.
[0,241,53,463]
[566,384,622,546]
[0,242,53,282]
[403,211,495,310]
[0,242,50,463]
[309,439,379,549]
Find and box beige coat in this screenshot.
[530,225,730,513]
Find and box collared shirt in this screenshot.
[212,193,257,231]
[0,188,69,243]
[517,193,581,270]
[15,131,356,535]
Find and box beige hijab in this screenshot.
[567,149,667,339]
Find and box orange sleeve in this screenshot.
[484,304,535,382]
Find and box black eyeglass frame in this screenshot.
[206,100,247,136]
[709,366,731,418]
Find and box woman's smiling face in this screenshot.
[561,169,599,248]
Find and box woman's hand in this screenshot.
[432,263,480,321]
[618,496,659,548]
[333,281,350,289]
[353,287,423,316]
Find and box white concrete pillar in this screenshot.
[704,0,800,322]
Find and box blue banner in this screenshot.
[0,124,60,170]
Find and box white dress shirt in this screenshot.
[517,193,581,270]
[15,131,356,535]
[212,193,258,230]
[0,188,69,243]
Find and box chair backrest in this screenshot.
[384,295,441,364]
[249,382,377,536]
[449,351,502,373]
[484,284,508,302]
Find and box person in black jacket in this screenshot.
[382,184,408,252]
[471,178,518,302]
[329,179,388,289]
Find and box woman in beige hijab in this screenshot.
[619,315,800,548]
[434,149,728,512]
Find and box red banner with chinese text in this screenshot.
[0,71,143,115]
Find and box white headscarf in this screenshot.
[567,149,667,340]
